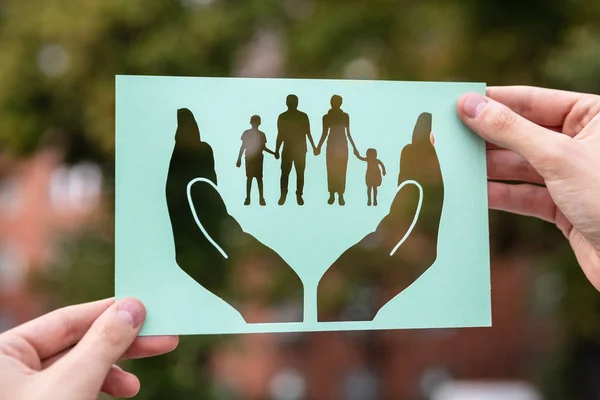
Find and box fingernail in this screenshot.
[463,93,488,118]
[117,299,144,328]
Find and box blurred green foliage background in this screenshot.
[2,0,600,399]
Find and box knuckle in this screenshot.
[520,86,534,117]
[57,309,79,346]
[94,320,125,348]
[0,338,16,358]
[491,105,518,132]
[515,155,533,177]
[533,135,578,178]
[565,94,600,135]
[486,151,500,175]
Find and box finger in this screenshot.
[486,141,502,150]
[41,336,178,368]
[40,346,71,369]
[485,124,567,149]
[543,125,565,133]
[487,149,544,185]
[9,298,114,360]
[101,365,140,398]
[45,298,145,396]
[458,93,576,180]
[120,335,179,360]
[486,86,583,129]
[488,182,571,236]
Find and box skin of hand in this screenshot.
[457,86,600,290]
[0,298,178,399]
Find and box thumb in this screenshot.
[457,92,575,180]
[44,298,145,397]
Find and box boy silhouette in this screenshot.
[236,115,277,206]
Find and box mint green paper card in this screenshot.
[115,76,489,335]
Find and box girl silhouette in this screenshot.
[355,148,386,206]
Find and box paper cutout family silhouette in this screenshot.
[166,97,444,324]
[236,94,386,207]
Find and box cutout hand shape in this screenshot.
[166,109,303,323]
[317,113,444,322]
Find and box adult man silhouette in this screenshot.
[275,94,317,205]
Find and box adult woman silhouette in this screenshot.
[316,95,359,205]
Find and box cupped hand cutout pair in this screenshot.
[165,109,443,323]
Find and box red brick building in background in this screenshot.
[210,256,552,399]
[0,150,550,399]
[0,149,102,330]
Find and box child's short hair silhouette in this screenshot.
[237,114,276,206]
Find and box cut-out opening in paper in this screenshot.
[115,76,490,335]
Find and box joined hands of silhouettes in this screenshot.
[239,94,383,207]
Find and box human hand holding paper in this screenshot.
[0,298,177,399]
[458,86,600,291]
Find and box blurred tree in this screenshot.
[0,0,577,160]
